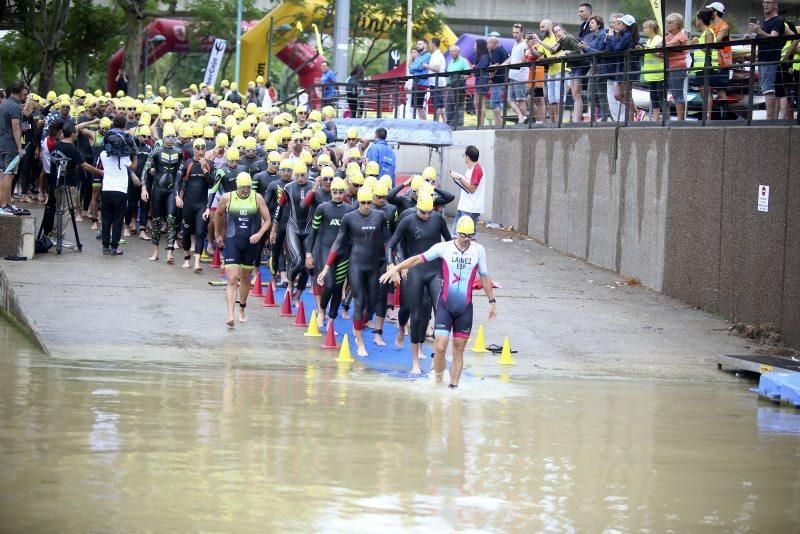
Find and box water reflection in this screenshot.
[0,323,799,531]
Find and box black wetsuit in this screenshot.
[387,211,451,344]
[250,170,278,268]
[207,164,245,210]
[386,184,456,212]
[306,199,355,320]
[178,158,213,254]
[240,155,266,176]
[372,201,399,321]
[314,188,332,205]
[327,208,389,330]
[128,141,151,228]
[266,177,291,279]
[143,143,183,248]
[275,179,316,293]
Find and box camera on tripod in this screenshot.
[37,153,83,256]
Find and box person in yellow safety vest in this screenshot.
[708,3,732,118]
[690,8,719,121]
[641,20,665,121]
[779,21,799,120]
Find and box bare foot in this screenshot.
[90,222,98,230]
[182,259,190,269]
[238,309,248,323]
[226,317,235,327]
[317,311,325,328]
[341,309,350,320]
[395,330,404,348]
[166,252,174,264]
[373,333,386,347]
[148,254,159,261]
[123,227,131,237]
[411,365,422,375]
[355,340,368,357]
[75,215,84,222]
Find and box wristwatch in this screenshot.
[488,299,496,304]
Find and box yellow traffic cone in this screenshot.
[336,333,355,363]
[497,336,516,365]
[304,310,323,337]
[471,324,489,353]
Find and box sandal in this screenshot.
[487,344,518,354]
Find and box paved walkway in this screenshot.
[1,208,757,381]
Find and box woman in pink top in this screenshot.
[665,13,689,120]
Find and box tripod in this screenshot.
[37,155,83,257]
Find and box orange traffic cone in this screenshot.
[210,246,222,269]
[293,300,308,327]
[261,281,277,307]
[250,269,264,297]
[278,290,293,317]
[321,320,338,349]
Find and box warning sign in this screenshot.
[758,185,769,213]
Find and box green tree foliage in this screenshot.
[61,0,125,91]
[615,0,661,26]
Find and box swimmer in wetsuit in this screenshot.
[306,177,355,329]
[386,191,451,373]
[271,160,317,304]
[214,172,272,327]
[382,216,497,387]
[266,158,293,287]
[387,173,455,212]
[177,138,213,272]
[318,185,389,357]
[141,122,183,263]
[370,179,399,347]
[204,147,245,256]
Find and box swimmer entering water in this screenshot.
[382,216,497,388]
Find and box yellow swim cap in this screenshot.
[410,175,424,191]
[244,137,257,150]
[162,122,176,137]
[215,133,229,147]
[226,147,240,161]
[357,186,373,202]
[193,138,207,149]
[321,166,335,178]
[416,192,434,212]
[349,170,365,186]
[365,161,379,176]
[455,215,476,235]
[264,137,278,151]
[346,162,361,178]
[267,151,282,163]
[300,150,313,165]
[331,177,347,190]
[422,166,437,181]
[346,127,358,140]
[203,126,215,139]
[99,117,112,129]
[317,153,332,166]
[379,175,393,189]
[373,181,389,197]
[236,172,252,187]
[364,176,377,189]
[322,105,335,118]
[293,161,308,174]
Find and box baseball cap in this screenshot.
[620,15,636,27]
[705,2,724,13]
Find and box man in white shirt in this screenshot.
[502,23,530,123]
[449,145,486,235]
[424,38,448,122]
[98,118,139,255]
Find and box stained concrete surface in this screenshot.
[0,207,758,382]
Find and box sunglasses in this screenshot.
[268,160,279,165]
[359,200,372,205]
[296,173,307,177]
[353,183,363,187]
[418,209,432,215]
[127,107,136,111]
[281,168,293,172]
[374,195,386,200]
[322,177,333,182]
[332,188,346,194]
[458,232,474,238]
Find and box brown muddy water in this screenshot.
[1,320,799,532]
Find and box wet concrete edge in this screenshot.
[0,266,49,355]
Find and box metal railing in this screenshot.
[279,34,800,129]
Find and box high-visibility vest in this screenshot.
[780,22,800,72]
[642,35,664,82]
[711,22,732,67]
[691,29,718,73]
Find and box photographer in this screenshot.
[41,122,103,240]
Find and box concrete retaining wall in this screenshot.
[485,125,800,347]
[0,266,48,354]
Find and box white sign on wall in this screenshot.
[758,185,769,213]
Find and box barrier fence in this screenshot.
[279,34,800,129]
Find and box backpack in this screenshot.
[103,129,133,168]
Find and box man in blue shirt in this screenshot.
[320,60,338,107]
[409,39,431,120]
[365,127,396,179]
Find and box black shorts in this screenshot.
[224,234,258,269]
[412,84,428,108]
[434,301,473,340]
[530,86,545,98]
[775,63,795,99]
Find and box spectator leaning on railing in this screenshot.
[664,13,689,121]
[425,38,447,123]
[472,39,491,127]
[689,8,719,122]
[579,16,612,121]
[487,36,510,126]
[749,0,786,120]
[707,3,732,118]
[446,45,470,127]
[408,39,431,120]
[525,30,548,124]
[553,24,582,122]
[641,20,665,122]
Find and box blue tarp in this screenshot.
[333,118,453,147]
[758,372,800,407]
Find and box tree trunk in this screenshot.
[123,9,144,97]
[34,0,72,95]
[74,54,89,90]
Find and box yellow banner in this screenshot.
[649,0,663,29]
